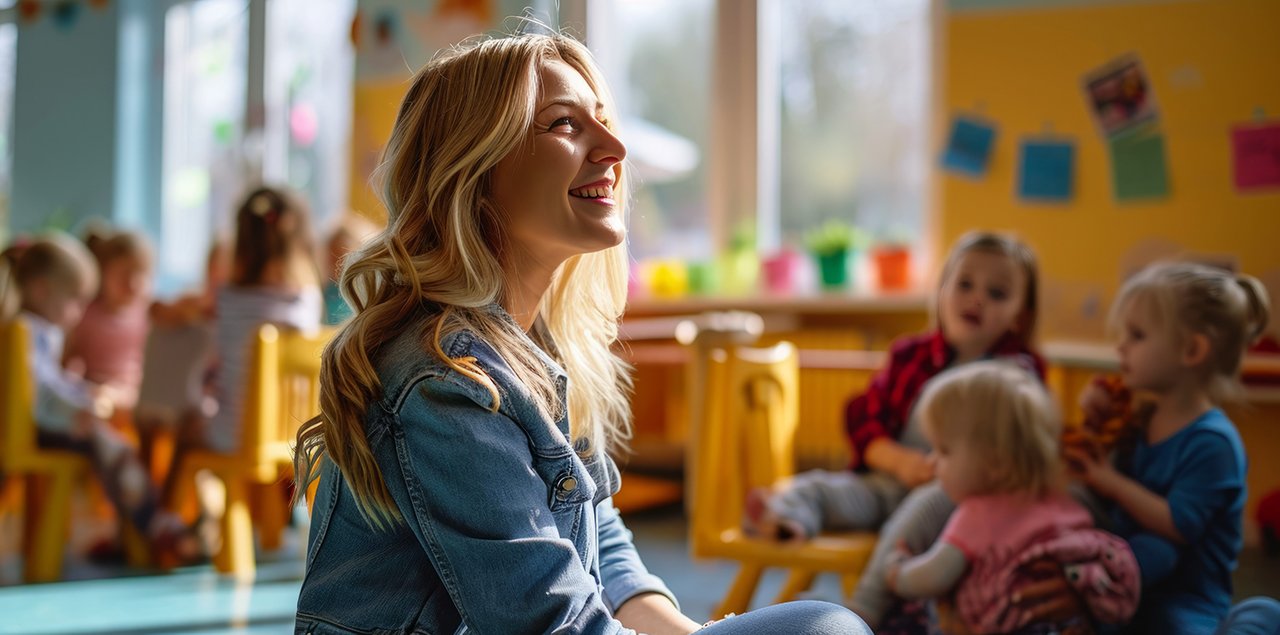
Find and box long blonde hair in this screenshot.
[293,32,633,528]
[1111,262,1271,403]
[916,361,1063,498]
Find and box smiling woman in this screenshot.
[289,29,867,635]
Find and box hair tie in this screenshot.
[251,193,279,225]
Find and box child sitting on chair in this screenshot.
[66,231,153,413]
[0,233,195,560]
[742,231,1046,627]
[884,361,1140,635]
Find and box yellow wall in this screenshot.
[941,0,1280,340]
[349,81,409,219]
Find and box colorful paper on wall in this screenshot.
[1082,53,1159,140]
[941,117,996,177]
[1231,122,1280,191]
[1109,125,1169,201]
[1018,138,1074,202]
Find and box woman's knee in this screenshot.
[729,601,870,635]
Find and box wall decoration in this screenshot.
[52,1,81,31]
[941,116,997,177]
[1231,119,1280,192]
[1018,137,1074,202]
[1109,123,1169,201]
[1082,53,1159,139]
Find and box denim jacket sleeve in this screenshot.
[391,375,636,635]
[595,498,679,613]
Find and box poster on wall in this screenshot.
[1109,122,1169,201]
[940,116,997,177]
[1082,53,1159,140]
[1017,137,1074,202]
[1231,120,1280,192]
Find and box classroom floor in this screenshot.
[2,504,1278,635]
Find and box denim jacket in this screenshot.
[295,309,677,635]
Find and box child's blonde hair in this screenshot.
[916,361,1062,497]
[91,231,153,272]
[1111,262,1271,403]
[0,233,99,322]
[936,232,1040,346]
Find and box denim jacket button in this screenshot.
[555,475,578,501]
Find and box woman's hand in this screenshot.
[1012,559,1087,628]
[614,592,701,635]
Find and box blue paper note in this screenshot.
[941,117,997,177]
[1018,139,1074,201]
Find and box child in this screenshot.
[743,231,1046,627]
[321,213,379,325]
[66,231,153,412]
[1068,263,1270,633]
[0,233,193,558]
[884,361,1140,635]
[205,187,322,454]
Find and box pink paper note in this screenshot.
[1232,122,1280,191]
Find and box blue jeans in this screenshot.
[1215,597,1280,635]
[699,601,870,635]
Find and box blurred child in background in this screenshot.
[321,212,379,325]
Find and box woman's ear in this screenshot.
[1181,332,1211,368]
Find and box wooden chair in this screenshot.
[169,323,332,578]
[0,318,149,582]
[690,341,878,619]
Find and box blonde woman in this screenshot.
[291,32,867,635]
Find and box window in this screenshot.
[264,0,356,225]
[0,7,16,244]
[589,0,714,261]
[161,0,249,292]
[586,0,932,273]
[777,0,930,247]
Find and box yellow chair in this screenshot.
[1,318,151,581]
[691,341,878,619]
[170,323,332,578]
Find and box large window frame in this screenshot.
[573,0,941,281]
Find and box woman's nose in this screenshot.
[589,125,627,166]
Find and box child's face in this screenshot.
[101,255,151,309]
[1116,300,1183,393]
[927,428,989,503]
[939,251,1027,354]
[30,278,90,331]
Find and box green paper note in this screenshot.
[1109,126,1169,201]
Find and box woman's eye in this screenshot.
[550,116,574,131]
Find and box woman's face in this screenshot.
[491,60,627,270]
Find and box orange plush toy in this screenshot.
[1062,376,1137,457]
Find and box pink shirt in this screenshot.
[66,298,149,409]
[941,491,1096,633]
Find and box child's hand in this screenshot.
[1078,380,1113,431]
[884,539,913,593]
[894,450,935,489]
[1065,445,1118,496]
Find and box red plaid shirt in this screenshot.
[845,329,1046,470]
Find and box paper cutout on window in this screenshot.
[941,117,996,177]
[1018,139,1074,202]
[1231,122,1280,192]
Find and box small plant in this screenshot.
[805,220,867,256]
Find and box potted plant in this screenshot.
[805,220,866,290]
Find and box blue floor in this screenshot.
[2,504,1276,635]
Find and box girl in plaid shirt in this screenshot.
[743,232,1045,628]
